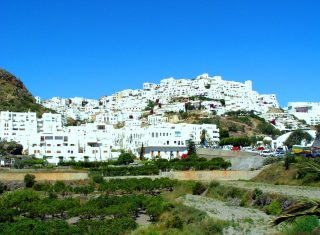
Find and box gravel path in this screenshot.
[178,194,277,235]
[221,181,320,200]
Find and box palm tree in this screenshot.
[272,199,320,226]
[273,160,320,225]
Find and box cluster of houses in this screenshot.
[39,74,279,123]
[1,74,318,164]
[0,111,219,164]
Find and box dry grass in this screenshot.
[253,162,307,186]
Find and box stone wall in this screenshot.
[161,170,261,181]
[197,148,257,158]
[0,172,88,181]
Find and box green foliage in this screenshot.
[164,214,184,229]
[263,157,282,166]
[257,122,280,136]
[219,128,229,138]
[296,158,320,185]
[192,182,207,195]
[24,174,36,188]
[23,159,46,166]
[0,140,23,155]
[13,159,25,169]
[145,100,156,110]
[117,151,136,165]
[187,139,196,155]
[98,178,175,194]
[193,117,218,125]
[266,201,282,215]
[92,174,104,184]
[219,136,251,147]
[283,216,319,235]
[0,182,7,195]
[58,160,110,168]
[284,129,313,148]
[92,164,160,176]
[53,181,69,194]
[0,218,71,235]
[284,153,297,170]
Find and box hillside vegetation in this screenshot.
[253,157,320,187]
[166,110,280,138]
[0,69,52,116]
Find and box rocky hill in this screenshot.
[165,110,280,138]
[0,69,51,116]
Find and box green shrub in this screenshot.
[24,174,36,188]
[33,182,51,191]
[164,215,183,229]
[263,157,282,166]
[265,200,282,215]
[92,175,104,184]
[185,218,228,235]
[192,182,207,195]
[209,181,220,187]
[284,216,319,235]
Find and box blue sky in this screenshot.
[1,0,319,106]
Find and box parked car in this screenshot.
[274,150,285,158]
[231,146,240,151]
[259,149,275,157]
[256,146,265,151]
[305,152,320,158]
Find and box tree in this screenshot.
[284,129,313,148]
[117,152,135,165]
[24,174,36,188]
[257,122,281,137]
[139,143,145,161]
[187,139,196,155]
[200,129,207,146]
[219,136,251,147]
[0,141,23,155]
[219,128,229,139]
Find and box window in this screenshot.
[175,131,181,137]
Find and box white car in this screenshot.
[259,150,275,157]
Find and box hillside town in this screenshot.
[0,74,318,164]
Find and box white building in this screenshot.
[287,102,320,125]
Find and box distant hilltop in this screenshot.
[0,69,52,116]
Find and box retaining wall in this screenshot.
[161,170,261,181]
[197,148,257,158]
[0,172,88,181]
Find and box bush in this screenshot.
[192,182,207,195]
[92,175,104,184]
[284,153,297,170]
[24,174,36,188]
[263,157,282,166]
[0,182,7,194]
[284,216,319,235]
[265,200,282,215]
[164,214,183,229]
[117,152,136,165]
